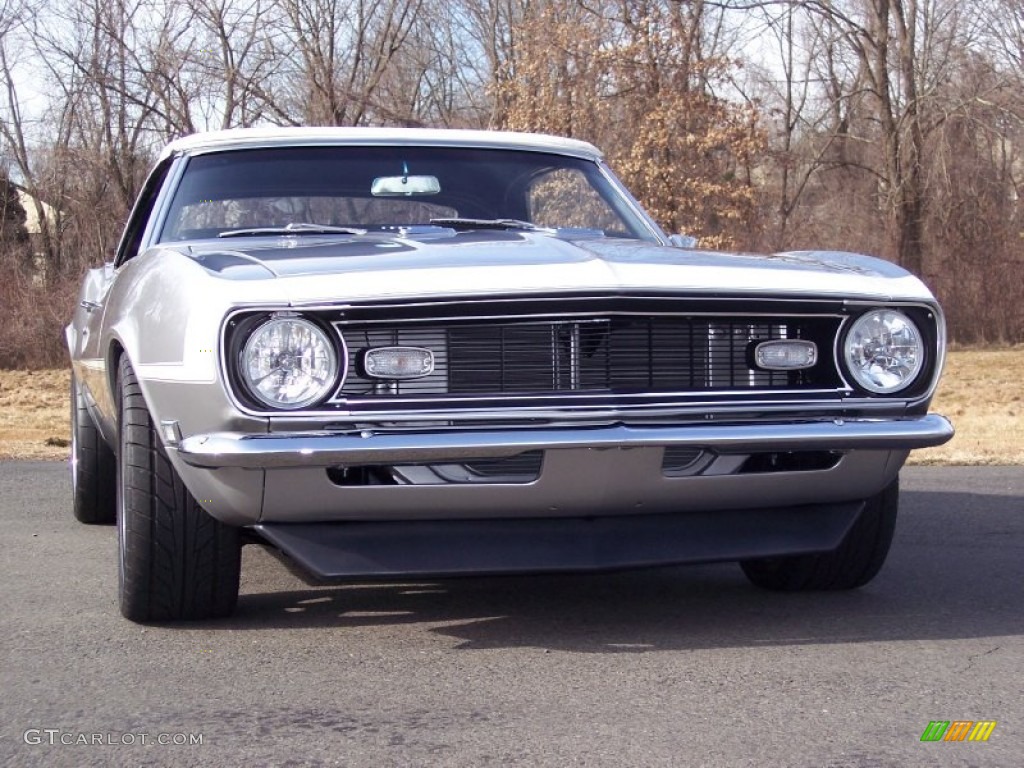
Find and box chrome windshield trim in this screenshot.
[144,155,189,253]
[164,127,604,161]
[596,159,668,243]
[177,414,954,469]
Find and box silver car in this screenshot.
[67,127,954,622]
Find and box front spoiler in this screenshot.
[253,500,866,580]
[178,415,954,470]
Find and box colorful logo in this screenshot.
[921,721,997,742]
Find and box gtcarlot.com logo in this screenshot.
[921,721,997,742]
[23,729,204,746]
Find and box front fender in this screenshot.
[101,250,269,451]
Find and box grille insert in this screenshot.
[336,315,841,401]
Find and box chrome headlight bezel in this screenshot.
[841,309,926,395]
[236,313,345,410]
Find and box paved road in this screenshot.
[1,462,1022,767]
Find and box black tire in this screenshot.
[71,375,117,524]
[116,356,241,622]
[741,477,900,591]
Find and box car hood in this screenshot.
[176,230,935,304]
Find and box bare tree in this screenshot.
[277,0,426,126]
[188,0,292,129]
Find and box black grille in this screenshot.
[336,315,841,400]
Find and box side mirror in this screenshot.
[668,234,698,249]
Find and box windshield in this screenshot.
[157,146,659,242]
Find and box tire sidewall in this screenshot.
[115,360,128,606]
[70,374,116,525]
[70,377,80,494]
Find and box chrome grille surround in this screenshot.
[220,297,943,417]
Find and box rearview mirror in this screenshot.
[371,175,441,197]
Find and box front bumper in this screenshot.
[169,415,953,526]
[178,415,953,469]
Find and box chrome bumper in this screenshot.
[177,414,953,469]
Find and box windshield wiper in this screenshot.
[428,217,551,232]
[219,222,367,238]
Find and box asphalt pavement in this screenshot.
[1,461,1022,767]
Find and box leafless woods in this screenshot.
[1,0,1022,365]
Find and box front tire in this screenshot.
[741,478,900,591]
[71,375,117,524]
[116,356,241,622]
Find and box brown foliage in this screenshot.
[491,1,764,250]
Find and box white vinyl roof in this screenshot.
[161,126,603,161]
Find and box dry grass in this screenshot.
[908,346,1024,465]
[0,369,71,460]
[1,349,1022,463]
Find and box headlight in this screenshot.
[843,309,924,393]
[240,315,341,409]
